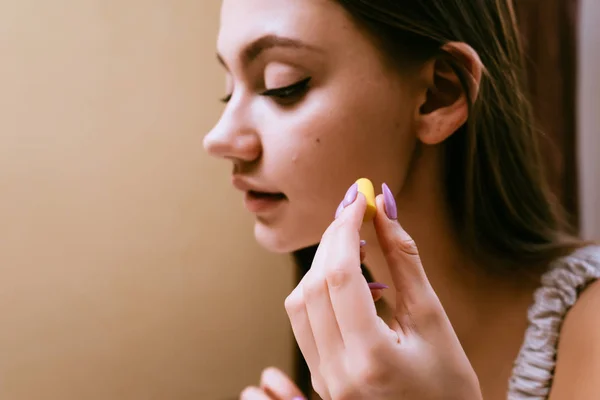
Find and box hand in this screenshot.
[240,367,306,400]
[284,183,483,400]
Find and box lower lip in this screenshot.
[244,192,287,213]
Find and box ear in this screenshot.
[415,42,483,145]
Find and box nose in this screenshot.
[203,109,262,163]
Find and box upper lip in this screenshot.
[231,176,281,194]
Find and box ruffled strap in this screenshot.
[507,245,600,399]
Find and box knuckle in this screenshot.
[284,290,304,315]
[302,276,325,300]
[328,378,360,400]
[392,235,419,256]
[325,267,352,289]
[362,336,389,359]
[418,297,445,327]
[348,353,388,388]
[352,365,382,388]
[331,389,358,400]
[311,376,329,400]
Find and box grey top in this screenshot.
[507,245,600,399]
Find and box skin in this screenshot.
[204,0,600,399]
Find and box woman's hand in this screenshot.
[284,183,483,400]
[240,367,306,400]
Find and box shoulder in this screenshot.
[548,245,600,399]
[508,245,600,398]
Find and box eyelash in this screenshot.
[220,77,312,104]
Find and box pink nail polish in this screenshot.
[382,183,398,220]
[334,200,344,218]
[342,183,358,207]
[368,282,389,290]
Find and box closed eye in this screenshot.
[261,77,311,101]
[219,77,311,105]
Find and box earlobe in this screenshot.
[415,42,483,145]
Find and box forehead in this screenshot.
[217,0,359,58]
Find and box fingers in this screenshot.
[313,192,380,347]
[302,271,345,360]
[300,189,368,356]
[374,192,428,292]
[287,182,391,396]
[285,269,332,397]
[285,225,382,386]
[240,386,273,400]
[284,284,321,378]
[373,187,443,331]
[260,367,305,400]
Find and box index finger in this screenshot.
[318,193,381,345]
[313,185,366,276]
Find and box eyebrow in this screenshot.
[217,34,322,68]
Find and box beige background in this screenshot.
[1,0,599,399]
[0,1,294,399]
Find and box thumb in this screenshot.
[373,184,443,330]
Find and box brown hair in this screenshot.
[294,1,584,280]
[292,1,584,389]
[329,0,583,272]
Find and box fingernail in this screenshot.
[292,397,306,400]
[382,183,397,220]
[360,240,367,247]
[342,183,358,207]
[334,200,344,219]
[368,282,389,290]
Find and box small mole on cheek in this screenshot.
[316,137,321,144]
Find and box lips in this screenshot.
[247,190,287,200]
[231,176,283,196]
[231,176,287,213]
[244,189,287,213]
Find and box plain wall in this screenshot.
[1,1,598,399]
[0,1,294,399]
[578,0,600,240]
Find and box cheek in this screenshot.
[275,92,411,206]
[255,79,416,245]
[291,89,412,186]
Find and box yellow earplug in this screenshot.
[355,178,377,222]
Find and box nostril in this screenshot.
[233,134,262,162]
[203,126,261,162]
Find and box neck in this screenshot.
[359,144,537,350]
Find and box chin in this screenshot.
[253,220,316,254]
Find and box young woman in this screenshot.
[204,0,600,399]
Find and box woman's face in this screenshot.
[204,0,422,253]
